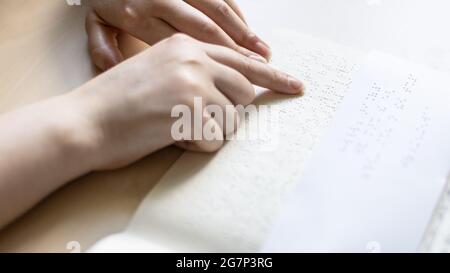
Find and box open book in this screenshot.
[263,51,450,252]
[89,30,450,253]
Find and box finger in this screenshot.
[207,88,240,137]
[125,17,178,46]
[211,61,256,105]
[184,0,271,59]
[157,1,237,50]
[86,11,124,71]
[176,112,224,152]
[203,43,305,95]
[157,1,266,62]
[224,0,248,24]
[91,1,177,46]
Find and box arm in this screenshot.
[0,34,303,229]
[0,94,94,229]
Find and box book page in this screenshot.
[263,52,450,253]
[89,30,364,252]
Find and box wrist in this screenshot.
[48,91,102,174]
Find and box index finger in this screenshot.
[184,0,271,60]
[203,43,304,95]
[224,0,248,24]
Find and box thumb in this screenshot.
[86,11,124,71]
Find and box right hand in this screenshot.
[68,34,304,171]
[86,0,271,71]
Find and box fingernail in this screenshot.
[288,76,305,94]
[254,41,272,61]
[248,53,268,63]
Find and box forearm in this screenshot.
[0,93,95,229]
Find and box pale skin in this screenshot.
[0,1,303,229]
[0,34,304,230]
[85,0,272,71]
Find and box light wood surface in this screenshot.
[0,0,183,253]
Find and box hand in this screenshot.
[71,34,303,171]
[85,0,271,71]
[0,35,302,227]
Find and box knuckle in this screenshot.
[271,70,287,83]
[176,52,208,69]
[241,29,257,45]
[215,1,231,18]
[117,0,141,27]
[165,35,200,57]
[201,21,220,37]
[174,69,204,94]
[241,58,256,74]
[170,47,208,69]
[230,43,241,53]
[222,46,238,56]
[167,33,193,44]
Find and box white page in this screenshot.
[264,52,450,253]
[89,30,364,252]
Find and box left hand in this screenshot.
[86,0,272,71]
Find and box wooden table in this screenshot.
[0,0,183,253]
